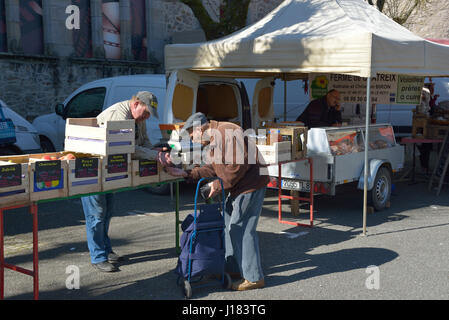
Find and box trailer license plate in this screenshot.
[281,179,310,192]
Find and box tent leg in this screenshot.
[363,77,372,236]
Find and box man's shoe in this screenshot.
[231,278,265,291]
[92,261,118,272]
[108,252,124,263]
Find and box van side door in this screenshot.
[251,77,275,128]
[163,70,200,124]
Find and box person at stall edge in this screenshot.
[296,89,342,128]
[81,91,168,273]
[165,112,269,291]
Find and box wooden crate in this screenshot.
[65,152,102,196]
[412,116,428,137]
[159,123,185,141]
[0,155,30,207]
[65,118,135,156]
[265,126,308,159]
[131,159,160,187]
[426,125,448,139]
[101,153,132,191]
[28,153,68,201]
[256,141,292,164]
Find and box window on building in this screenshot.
[0,0,6,52]
[19,0,44,55]
[130,0,147,61]
[72,0,92,58]
[102,0,121,59]
[65,87,107,118]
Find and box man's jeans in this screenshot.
[224,187,266,282]
[81,193,115,264]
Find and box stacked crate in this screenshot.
[257,122,308,164]
[0,155,30,206]
[411,112,428,137]
[131,158,160,187]
[64,118,135,192]
[28,153,68,201]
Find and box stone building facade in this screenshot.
[0,0,447,120]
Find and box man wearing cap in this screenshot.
[166,112,269,291]
[81,91,167,272]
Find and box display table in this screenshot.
[400,137,443,183]
[0,178,183,300]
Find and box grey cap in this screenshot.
[136,91,159,119]
[179,112,208,135]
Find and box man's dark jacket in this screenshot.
[296,96,342,128]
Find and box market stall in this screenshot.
[164,0,449,234]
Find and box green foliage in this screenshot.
[180,0,251,40]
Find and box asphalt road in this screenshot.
[1,173,448,301]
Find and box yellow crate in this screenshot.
[159,123,185,141]
[0,155,30,207]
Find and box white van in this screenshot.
[32,74,167,152]
[0,99,42,155]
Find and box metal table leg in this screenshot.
[175,180,180,255]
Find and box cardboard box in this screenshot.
[131,159,160,187]
[264,125,308,160]
[0,155,30,207]
[65,118,135,156]
[256,141,292,164]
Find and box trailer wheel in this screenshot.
[369,166,391,211]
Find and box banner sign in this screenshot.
[309,73,424,105]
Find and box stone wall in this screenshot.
[0,53,158,121]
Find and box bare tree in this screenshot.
[366,0,430,25]
[180,0,251,40]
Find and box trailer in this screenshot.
[265,124,404,211]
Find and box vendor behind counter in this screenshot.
[296,89,342,128]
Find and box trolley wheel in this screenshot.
[369,166,392,211]
[183,280,192,299]
[222,272,232,290]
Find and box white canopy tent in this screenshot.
[164,0,449,234]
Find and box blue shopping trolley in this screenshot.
[175,177,231,298]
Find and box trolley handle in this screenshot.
[194,177,226,217]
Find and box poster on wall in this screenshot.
[0,0,6,52]
[309,73,424,105]
[102,0,121,59]
[19,0,44,55]
[72,0,92,58]
[130,0,147,61]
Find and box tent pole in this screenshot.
[283,75,287,121]
[363,77,372,236]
